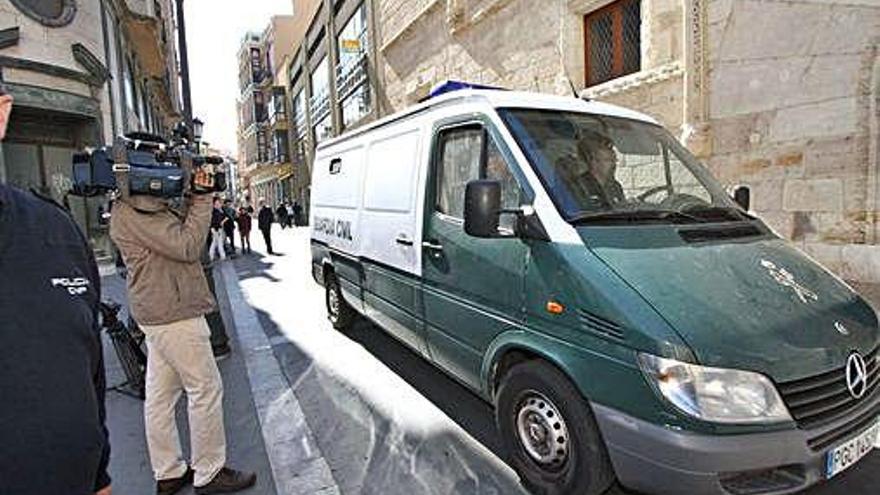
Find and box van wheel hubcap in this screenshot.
[515,391,569,467]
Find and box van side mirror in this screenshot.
[732,185,751,211]
[464,180,502,238]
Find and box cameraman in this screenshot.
[110,168,255,494]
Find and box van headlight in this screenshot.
[638,353,792,424]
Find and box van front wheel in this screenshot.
[325,275,355,331]
[496,360,615,495]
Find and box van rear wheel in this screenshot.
[496,360,615,495]
[325,274,355,331]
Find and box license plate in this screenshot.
[825,419,880,479]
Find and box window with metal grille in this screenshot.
[584,0,641,87]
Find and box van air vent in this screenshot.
[678,224,764,243]
[577,309,626,342]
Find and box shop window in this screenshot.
[584,0,641,87]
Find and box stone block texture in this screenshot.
[373,0,880,281]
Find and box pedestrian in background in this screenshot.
[236,206,252,254]
[292,201,303,227]
[111,177,256,494]
[258,199,275,255]
[285,201,294,227]
[222,199,237,256]
[209,197,225,261]
[0,77,112,495]
[275,202,289,230]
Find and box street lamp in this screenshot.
[193,117,204,141]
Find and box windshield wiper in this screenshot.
[681,205,755,222]
[568,209,708,225]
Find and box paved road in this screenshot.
[235,226,878,495]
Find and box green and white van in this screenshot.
[310,84,879,495]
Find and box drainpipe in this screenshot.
[175,0,193,130]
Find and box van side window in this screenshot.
[436,126,520,225]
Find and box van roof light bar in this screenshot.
[423,80,507,101]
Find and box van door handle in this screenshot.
[395,234,414,246]
[422,240,443,253]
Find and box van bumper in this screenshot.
[592,402,878,495]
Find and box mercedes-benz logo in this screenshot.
[846,353,868,400]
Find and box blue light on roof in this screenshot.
[426,80,506,100]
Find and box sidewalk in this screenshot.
[101,271,277,494]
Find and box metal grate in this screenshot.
[588,12,613,86]
[584,0,641,87]
[622,0,641,74]
[777,346,879,446]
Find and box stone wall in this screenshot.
[0,0,105,100]
[704,0,880,282]
[373,0,880,283]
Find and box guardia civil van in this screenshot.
[310,82,879,495]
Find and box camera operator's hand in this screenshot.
[192,166,214,194]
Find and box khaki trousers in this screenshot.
[141,316,226,487]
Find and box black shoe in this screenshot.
[194,467,256,494]
[157,467,194,495]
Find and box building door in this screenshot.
[421,121,527,390]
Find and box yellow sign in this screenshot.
[340,38,361,53]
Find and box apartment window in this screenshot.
[123,59,136,112]
[292,88,307,136]
[313,114,333,144]
[337,3,370,127]
[337,3,368,76]
[584,0,641,87]
[310,56,330,117]
[341,83,370,130]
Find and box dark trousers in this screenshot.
[261,228,273,254]
[224,226,235,251]
[202,264,229,351]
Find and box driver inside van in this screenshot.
[556,131,626,211]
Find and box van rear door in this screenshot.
[422,121,527,389]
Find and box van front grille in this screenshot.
[577,309,625,342]
[777,346,879,447]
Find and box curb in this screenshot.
[217,261,340,495]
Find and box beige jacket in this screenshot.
[110,194,215,325]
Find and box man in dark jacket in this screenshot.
[0,82,111,495]
[275,202,289,229]
[222,199,236,255]
[258,199,275,255]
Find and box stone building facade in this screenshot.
[235,15,299,209]
[278,0,377,219]
[0,0,182,256]
[369,0,880,283]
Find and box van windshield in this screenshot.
[499,108,747,224]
